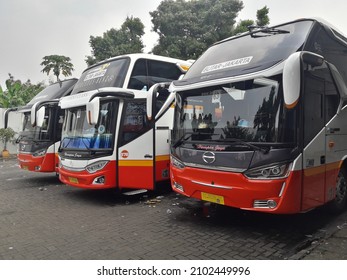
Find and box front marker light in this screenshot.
[244,162,292,180]
[85,160,109,174]
[170,155,185,169]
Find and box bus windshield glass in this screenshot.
[61,100,118,150]
[172,77,297,147]
[180,20,313,85]
[71,58,130,95]
[19,109,54,141]
[26,79,76,106]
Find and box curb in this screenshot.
[290,210,347,259]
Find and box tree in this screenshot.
[232,19,255,35]
[0,127,16,152]
[232,6,270,35]
[150,0,244,60]
[41,55,74,82]
[0,74,44,108]
[256,6,270,27]
[86,16,145,66]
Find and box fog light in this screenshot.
[93,176,105,184]
[35,166,41,171]
[173,181,184,192]
[253,199,277,209]
[267,200,277,209]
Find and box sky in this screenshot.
[1,0,347,90]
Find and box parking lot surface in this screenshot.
[0,158,346,260]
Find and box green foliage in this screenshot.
[0,74,44,108]
[233,6,270,35]
[232,19,255,35]
[86,16,145,66]
[150,0,244,60]
[0,127,16,151]
[256,6,270,27]
[41,55,74,82]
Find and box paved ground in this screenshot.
[0,157,347,260]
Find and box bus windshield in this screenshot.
[71,58,130,95]
[19,109,54,141]
[178,20,313,85]
[172,77,297,148]
[61,100,118,150]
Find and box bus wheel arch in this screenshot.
[328,162,347,214]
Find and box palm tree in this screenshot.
[41,55,74,82]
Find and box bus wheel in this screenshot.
[329,169,347,213]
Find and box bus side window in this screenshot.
[120,100,150,145]
[128,59,149,90]
[303,72,325,146]
[304,66,339,146]
[56,109,65,141]
[324,76,339,122]
[147,60,182,113]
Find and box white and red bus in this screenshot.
[17,79,77,172]
[169,18,347,214]
[54,54,191,191]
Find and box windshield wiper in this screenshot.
[214,138,270,154]
[249,26,290,38]
[172,132,194,148]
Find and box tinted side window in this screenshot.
[325,76,339,121]
[56,108,65,141]
[128,59,182,91]
[306,25,347,89]
[303,65,339,145]
[120,100,151,145]
[148,60,182,81]
[303,72,324,146]
[128,59,148,90]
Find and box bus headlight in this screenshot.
[33,149,47,157]
[85,160,109,174]
[170,155,185,169]
[244,162,292,180]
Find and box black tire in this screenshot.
[328,168,347,214]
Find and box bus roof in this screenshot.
[18,78,77,112]
[172,18,347,90]
[82,53,192,74]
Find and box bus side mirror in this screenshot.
[36,106,46,127]
[31,106,45,127]
[146,86,155,121]
[302,52,324,67]
[86,97,100,125]
[283,52,301,109]
[146,83,172,121]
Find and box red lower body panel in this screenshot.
[59,161,117,189]
[171,165,303,214]
[18,153,56,173]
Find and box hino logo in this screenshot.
[202,151,216,164]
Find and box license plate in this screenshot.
[22,166,29,170]
[201,192,225,205]
[69,177,79,184]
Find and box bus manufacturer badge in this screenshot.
[202,151,216,164]
[121,150,129,158]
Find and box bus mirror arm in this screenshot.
[146,82,171,121]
